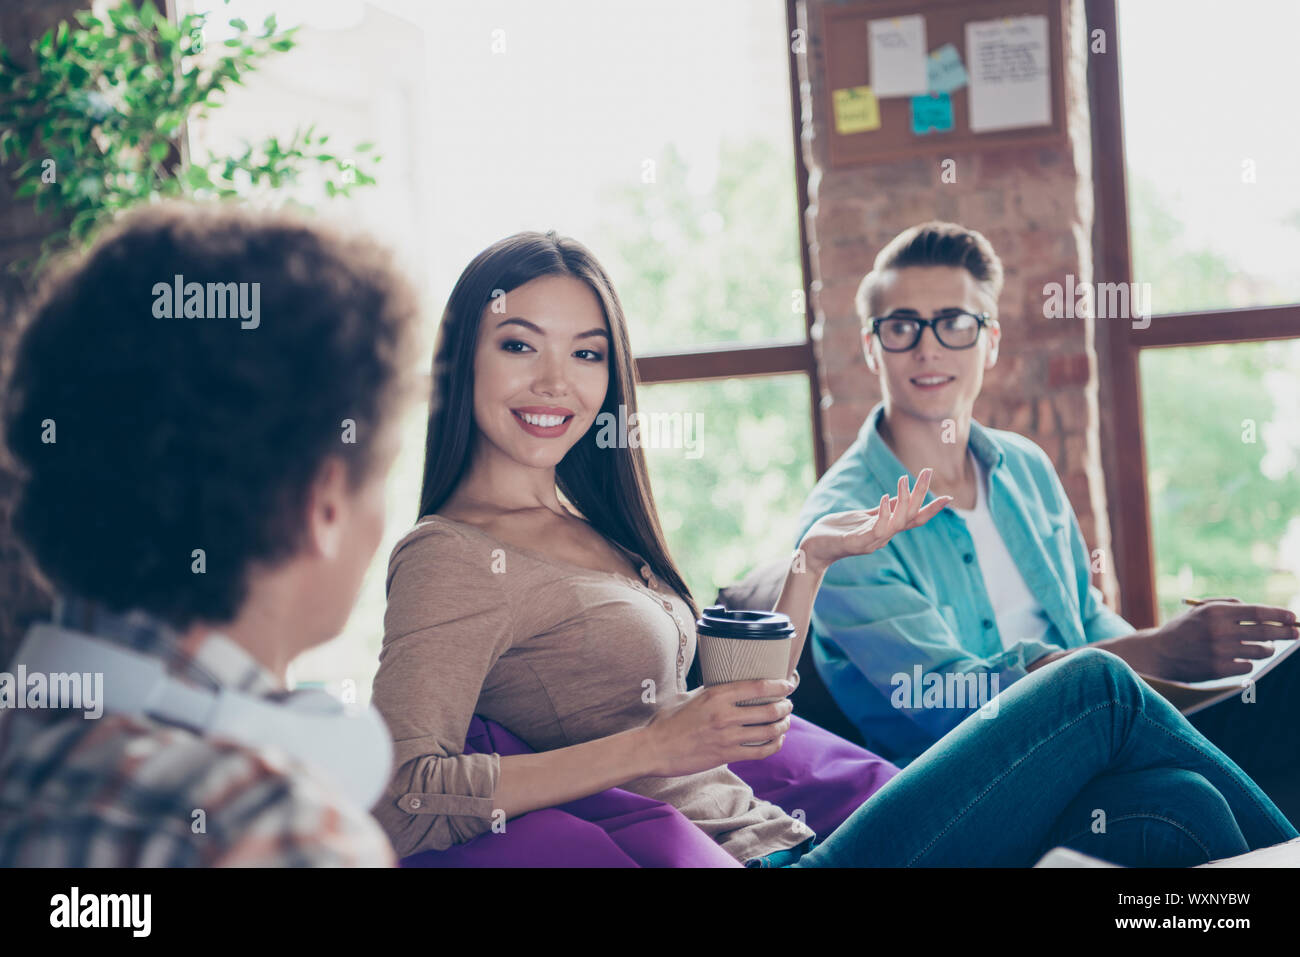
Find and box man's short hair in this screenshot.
[2,201,419,630]
[855,221,1004,324]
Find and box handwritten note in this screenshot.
[966,15,1051,132]
[868,15,928,97]
[832,85,881,134]
[927,42,968,94]
[911,92,954,134]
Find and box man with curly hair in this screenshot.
[0,201,420,866]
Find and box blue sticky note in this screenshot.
[927,42,968,94]
[911,92,954,134]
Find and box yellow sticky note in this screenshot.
[832,85,881,134]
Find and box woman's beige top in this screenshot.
[369,515,815,864]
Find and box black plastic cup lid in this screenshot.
[695,604,796,640]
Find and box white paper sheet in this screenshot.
[868,15,928,98]
[1179,637,1299,716]
[1201,836,1300,867]
[965,15,1051,132]
[1186,637,1298,691]
[1036,837,1300,868]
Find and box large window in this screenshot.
[182,0,817,695]
[1140,342,1300,623]
[1094,0,1300,626]
[1120,1,1300,315]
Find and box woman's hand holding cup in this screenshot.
[641,679,795,777]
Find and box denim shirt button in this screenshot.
[963,553,974,564]
[982,618,993,629]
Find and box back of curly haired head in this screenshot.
[2,201,420,630]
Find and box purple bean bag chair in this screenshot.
[400,714,900,868]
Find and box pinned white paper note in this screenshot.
[868,15,928,98]
[966,15,1051,132]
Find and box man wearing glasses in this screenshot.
[795,221,1300,817]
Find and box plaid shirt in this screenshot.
[0,598,395,867]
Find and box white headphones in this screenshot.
[12,624,393,811]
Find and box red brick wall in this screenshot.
[0,1,87,660]
[796,0,1119,605]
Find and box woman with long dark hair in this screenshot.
[369,231,1297,867]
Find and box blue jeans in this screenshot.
[753,648,1297,867]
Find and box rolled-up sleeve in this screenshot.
[369,524,515,857]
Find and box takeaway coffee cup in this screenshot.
[695,604,796,707]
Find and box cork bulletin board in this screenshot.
[820,0,1069,168]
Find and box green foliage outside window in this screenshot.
[595,139,815,603]
[1132,174,1300,621]
[0,0,378,272]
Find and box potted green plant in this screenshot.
[0,0,380,274]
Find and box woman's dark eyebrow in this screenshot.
[495,317,609,340]
[496,317,543,334]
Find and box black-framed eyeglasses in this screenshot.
[869,310,991,352]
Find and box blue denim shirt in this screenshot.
[795,403,1133,766]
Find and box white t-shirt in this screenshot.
[950,453,1051,652]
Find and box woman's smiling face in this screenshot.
[471,274,611,471]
